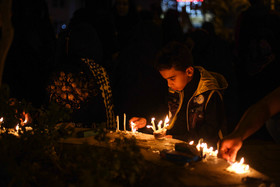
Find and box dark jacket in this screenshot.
[166,66,228,147]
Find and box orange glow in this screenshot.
[226,157,250,174]
[20,112,29,126]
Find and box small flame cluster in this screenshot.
[226,157,250,174]
[189,139,250,174]
[193,139,218,157]
[146,115,170,133]
[0,115,32,137]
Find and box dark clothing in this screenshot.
[167,69,200,137]
[166,67,228,147]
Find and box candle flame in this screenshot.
[192,139,249,173]
[20,112,29,126]
[226,157,250,174]
[195,139,218,156]
[0,117,3,123]
[16,124,19,131]
[157,120,163,130]
[23,113,28,124]
[130,122,137,133]
[164,115,169,124]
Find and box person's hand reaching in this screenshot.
[218,134,243,163]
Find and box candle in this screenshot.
[146,125,154,131]
[157,120,162,131]
[123,113,126,131]
[163,115,169,128]
[116,115,119,131]
[151,118,156,131]
[226,157,250,174]
[0,117,3,128]
[131,122,137,133]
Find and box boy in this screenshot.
[130,41,228,147]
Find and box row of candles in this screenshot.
[0,116,32,136]
[115,113,142,133]
[2,111,250,174]
[191,138,249,174]
[115,114,250,174]
[115,114,170,134]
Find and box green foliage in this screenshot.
[0,85,149,186]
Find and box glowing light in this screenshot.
[163,115,169,127]
[189,140,194,145]
[23,113,28,124]
[15,124,19,131]
[226,157,250,174]
[157,120,163,131]
[131,121,137,133]
[151,118,156,131]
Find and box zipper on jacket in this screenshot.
[167,91,184,130]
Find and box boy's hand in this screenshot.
[129,117,147,130]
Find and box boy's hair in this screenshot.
[155,41,193,72]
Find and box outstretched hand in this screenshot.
[218,134,243,163]
[129,117,147,130]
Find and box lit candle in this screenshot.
[16,124,19,132]
[131,122,137,133]
[146,125,154,131]
[0,117,3,128]
[123,113,126,131]
[151,118,156,131]
[116,115,119,131]
[163,115,169,128]
[157,120,162,131]
[226,157,250,174]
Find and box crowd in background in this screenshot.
[2,0,280,138]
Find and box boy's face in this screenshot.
[116,0,129,17]
[159,66,194,91]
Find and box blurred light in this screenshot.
[61,24,67,30]
[177,0,203,2]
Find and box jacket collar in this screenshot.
[194,66,228,96]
